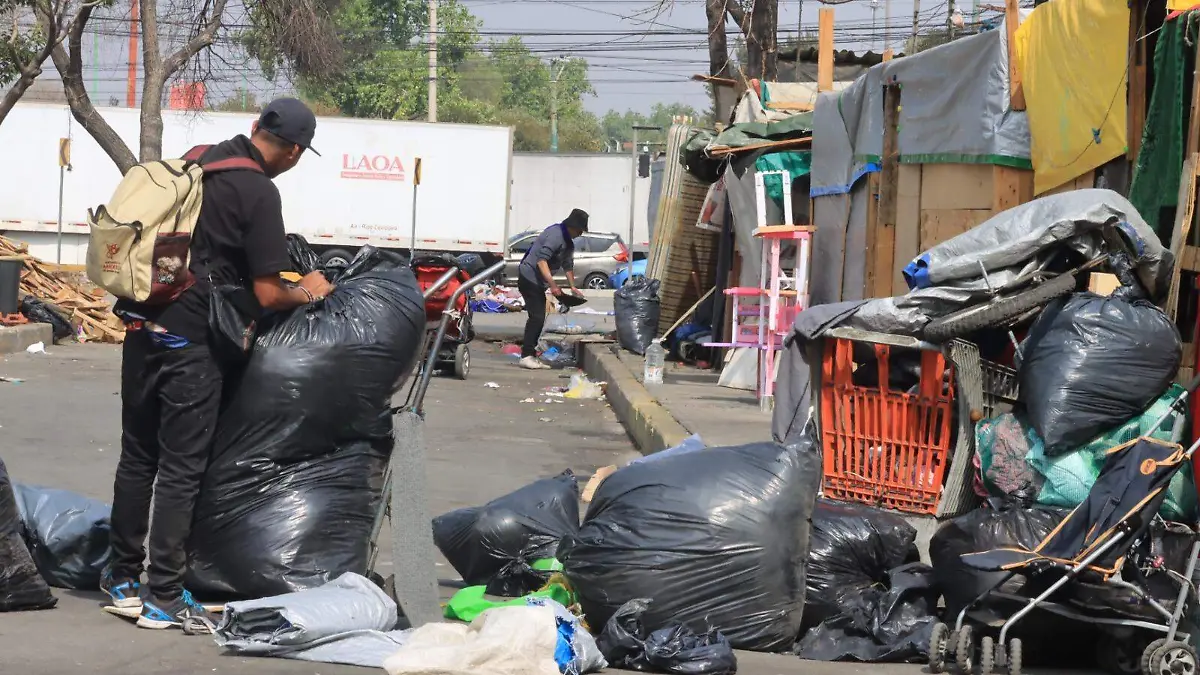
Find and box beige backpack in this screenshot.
[86,144,263,304]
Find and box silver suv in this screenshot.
[503,230,630,290]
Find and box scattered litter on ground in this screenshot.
[572,307,612,316]
[484,382,501,389]
[0,377,22,384]
[24,342,44,355]
[521,398,536,403]
[563,374,604,400]
[383,604,563,675]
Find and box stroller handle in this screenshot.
[411,260,507,414]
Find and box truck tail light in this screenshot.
[614,242,629,263]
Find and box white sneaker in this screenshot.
[519,356,549,370]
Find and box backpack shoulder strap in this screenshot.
[181,144,265,175]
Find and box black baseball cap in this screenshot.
[258,97,320,156]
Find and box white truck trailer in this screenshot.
[0,103,514,265]
[508,152,652,255]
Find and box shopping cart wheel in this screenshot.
[980,636,995,674]
[1142,639,1197,675]
[453,344,470,380]
[1006,638,1022,675]
[929,622,949,673]
[956,624,976,674]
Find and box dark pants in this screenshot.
[110,330,223,600]
[518,276,547,358]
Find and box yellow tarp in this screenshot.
[1168,0,1197,11]
[1014,0,1129,195]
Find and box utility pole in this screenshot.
[629,125,660,254]
[427,0,437,122]
[127,0,139,108]
[549,57,566,153]
[910,0,921,53]
[884,0,890,51]
[870,0,880,51]
[947,0,956,40]
[797,0,803,50]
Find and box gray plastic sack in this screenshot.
[13,484,110,590]
[614,278,661,355]
[1017,293,1181,455]
[216,572,409,668]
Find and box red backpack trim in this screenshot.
[183,144,265,174]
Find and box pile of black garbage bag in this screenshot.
[432,471,580,597]
[0,458,55,612]
[614,277,661,355]
[186,243,426,598]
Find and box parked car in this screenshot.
[503,230,630,289]
[610,259,648,288]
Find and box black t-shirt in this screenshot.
[114,135,291,343]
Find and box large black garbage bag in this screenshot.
[432,471,580,597]
[930,504,1067,620]
[186,247,426,598]
[0,459,55,612]
[614,278,661,355]
[19,296,74,342]
[1018,293,1181,455]
[598,599,738,675]
[796,563,938,663]
[805,500,919,629]
[286,233,321,275]
[12,484,110,590]
[558,440,821,652]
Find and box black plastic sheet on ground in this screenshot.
[598,598,738,675]
[558,437,821,652]
[796,563,938,663]
[432,471,580,597]
[0,458,55,612]
[186,246,426,598]
[19,296,73,342]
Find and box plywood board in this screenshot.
[919,164,994,211]
[1087,273,1121,296]
[1037,170,1095,198]
[919,209,993,250]
[992,166,1034,213]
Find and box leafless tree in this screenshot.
[0,0,102,127]
[701,0,777,122]
[51,0,343,175]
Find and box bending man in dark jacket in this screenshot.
[516,208,588,370]
[101,98,333,633]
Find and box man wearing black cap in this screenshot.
[516,208,588,370]
[101,97,333,632]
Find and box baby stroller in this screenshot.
[930,378,1200,675]
[411,254,476,380]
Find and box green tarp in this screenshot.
[756,151,812,209]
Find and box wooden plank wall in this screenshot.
[654,174,720,336]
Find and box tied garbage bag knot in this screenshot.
[597,599,737,675]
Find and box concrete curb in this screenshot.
[579,341,691,455]
[0,324,52,354]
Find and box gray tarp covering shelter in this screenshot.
[215,573,409,668]
[771,189,1171,446]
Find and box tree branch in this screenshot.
[0,0,102,128]
[51,2,138,173]
[162,0,229,78]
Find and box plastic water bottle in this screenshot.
[643,340,665,385]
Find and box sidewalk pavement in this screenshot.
[580,340,772,453]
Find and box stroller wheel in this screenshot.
[929,622,949,673]
[453,344,470,380]
[980,636,995,674]
[1143,639,1197,675]
[1007,638,1022,675]
[956,624,976,674]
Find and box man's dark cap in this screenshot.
[563,208,589,232]
[258,98,320,156]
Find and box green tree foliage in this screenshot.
[600,102,708,150]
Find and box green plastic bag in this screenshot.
[444,563,575,623]
[1028,384,1196,520]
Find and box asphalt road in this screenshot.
[0,341,936,675]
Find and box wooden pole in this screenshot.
[818,8,834,93]
[127,0,139,108]
[1005,0,1026,110]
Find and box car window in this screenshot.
[510,235,536,254]
[579,236,612,253]
[572,237,594,253]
